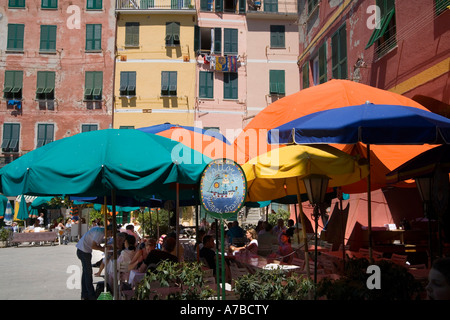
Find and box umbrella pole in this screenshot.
[294,202,301,244]
[296,177,310,279]
[176,183,180,261]
[340,192,346,269]
[221,219,226,300]
[367,144,373,263]
[111,189,118,300]
[156,208,160,240]
[103,196,108,294]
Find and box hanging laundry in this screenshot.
[215,56,229,72]
[227,56,238,72]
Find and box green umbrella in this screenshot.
[17,196,29,220]
[0,129,211,199]
[0,129,211,299]
[0,194,8,218]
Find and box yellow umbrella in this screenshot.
[242,144,369,280]
[242,144,369,202]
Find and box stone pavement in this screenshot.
[0,242,104,300]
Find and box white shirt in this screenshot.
[76,227,105,253]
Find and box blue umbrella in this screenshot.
[269,102,450,260]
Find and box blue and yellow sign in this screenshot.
[199,159,247,219]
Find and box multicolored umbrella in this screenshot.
[233,79,435,192]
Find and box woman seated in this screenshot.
[128,238,156,271]
[277,233,294,264]
[106,235,137,284]
[230,228,258,255]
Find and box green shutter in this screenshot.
[224,29,237,55]
[200,0,208,11]
[161,72,169,95]
[318,42,327,84]
[194,25,200,53]
[9,0,25,8]
[269,70,285,95]
[270,25,285,48]
[86,24,101,51]
[42,0,58,9]
[7,24,24,51]
[125,23,139,47]
[214,28,222,54]
[302,62,309,89]
[365,2,395,49]
[40,25,57,52]
[215,0,223,12]
[224,73,238,99]
[87,0,102,9]
[169,72,177,96]
[4,71,23,99]
[435,0,450,15]
[239,0,246,13]
[199,71,213,99]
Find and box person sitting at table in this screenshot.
[257,223,278,257]
[426,257,450,300]
[199,235,216,273]
[277,233,294,264]
[138,236,178,273]
[230,228,258,255]
[107,234,137,283]
[128,238,156,271]
[227,221,246,246]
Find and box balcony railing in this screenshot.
[246,0,297,16]
[116,0,195,10]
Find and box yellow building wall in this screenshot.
[114,13,197,129]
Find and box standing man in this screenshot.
[76,224,114,300]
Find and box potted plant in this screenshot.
[0,227,12,248]
[234,268,315,300]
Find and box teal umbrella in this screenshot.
[0,129,211,299]
[17,196,29,220]
[30,196,54,209]
[0,129,211,200]
[0,194,8,218]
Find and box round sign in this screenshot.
[199,158,247,219]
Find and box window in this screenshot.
[435,0,450,15]
[224,28,238,55]
[215,0,223,12]
[331,24,347,80]
[41,0,57,9]
[2,123,20,153]
[86,24,102,51]
[195,27,221,54]
[119,71,136,97]
[199,71,214,99]
[7,24,24,51]
[36,71,55,100]
[270,25,285,48]
[264,0,278,12]
[40,25,57,53]
[308,0,319,15]
[36,124,54,148]
[84,71,103,101]
[165,22,180,46]
[223,72,238,100]
[365,0,396,57]
[8,0,25,8]
[119,126,135,129]
[3,71,23,100]
[125,22,139,47]
[161,71,177,96]
[200,0,213,11]
[87,0,102,10]
[269,70,285,95]
[81,124,98,132]
[318,42,327,84]
[302,62,309,89]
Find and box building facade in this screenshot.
[298,0,449,113]
[0,0,115,166]
[114,0,197,129]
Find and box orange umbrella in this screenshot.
[138,123,232,160]
[233,79,435,192]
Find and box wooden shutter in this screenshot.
[125,23,139,47]
[214,28,222,54]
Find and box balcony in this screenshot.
[116,0,196,12]
[246,0,297,19]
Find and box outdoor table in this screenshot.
[129,270,146,287]
[263,264,301,271]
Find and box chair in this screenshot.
[322,242,333,252]
[390,253,407,266]
[372,250,384,259]
[338,244,350,251]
